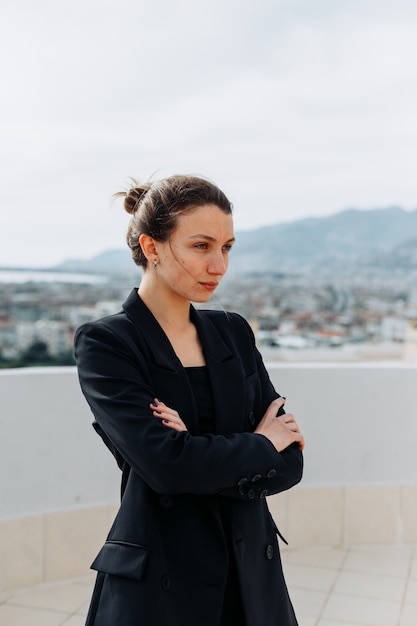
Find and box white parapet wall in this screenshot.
[1,364,417,591]
[266,361,417,550]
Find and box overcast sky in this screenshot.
[1,0,417,267]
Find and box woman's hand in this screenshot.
[254,397,304,452]
[150,399,188,432]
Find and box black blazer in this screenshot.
[74,289,303,626]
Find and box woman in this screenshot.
[74,174,304,626]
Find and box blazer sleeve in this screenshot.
[215,313,303,500]
[74,320,302,501]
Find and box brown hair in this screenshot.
[115,175,233,268]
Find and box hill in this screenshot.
[53,206,417,276]
[230,206,417,274]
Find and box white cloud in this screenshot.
[1,0,417,266]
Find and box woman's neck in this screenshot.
[138,281,191,333]
[138,276,206,367]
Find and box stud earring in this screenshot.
[153,259,158,267]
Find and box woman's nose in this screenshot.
[208,251,227,275]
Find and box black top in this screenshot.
[185,366,215,434]
[185,366,244,625]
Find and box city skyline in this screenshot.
[1,0,417,267]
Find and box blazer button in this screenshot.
[248,411,255,425]
[251,473,262,482]
[266,468,277,478]
[266,544,274,560]
[161,575,171,591]
[159,495,174,509]
[260,489,268,499]
[237,477,248,486]
[247,488,256,500]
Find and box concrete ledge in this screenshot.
[268,484,417,550]
[0,504,118,592]
[2,485,417,592]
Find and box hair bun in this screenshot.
[118,180,152,215]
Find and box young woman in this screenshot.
[74,175,304,626]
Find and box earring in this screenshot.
[153,258,158,267]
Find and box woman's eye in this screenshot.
[195,243,208,250]
[223,244,233,252]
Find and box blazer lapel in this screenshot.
[122,290,200,434]
[122,290,247,436]
[122,289,180,371]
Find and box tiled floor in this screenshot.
[0,544,416,625]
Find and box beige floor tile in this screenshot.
[61,615,87,626]
[343,546,411,578]
[290,588,327,619]
[400,602,417,626]
[3,543,414,626]
[410,554,417,580]
[72,574,96,587]
[282,546,347,569]
[76,599,90,617]
[0,604,67,626]
[0,590,12,604]
[284,563,338,592]
[9,580,92,613]
[73,576,93,615]
[349,543,415,559]
[297,618,316,626]
[404,578,417,604]
[322,593,401,626]
[334,570,407,602]
[318,621,365,626]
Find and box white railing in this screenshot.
[1,363,416,590]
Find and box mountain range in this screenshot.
[54,206,417,276]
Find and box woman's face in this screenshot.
[155,203,235,303]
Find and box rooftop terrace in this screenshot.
[1,363,416,625]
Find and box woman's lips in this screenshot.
[199,282,218,291]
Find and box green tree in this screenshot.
[22,340,53,365]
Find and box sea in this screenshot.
[0,269,106,284]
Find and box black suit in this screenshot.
[74,289,303,626]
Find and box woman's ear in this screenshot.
[139,234,158,263]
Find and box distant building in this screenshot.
[16,320,72,356]
[404,319,417,362]
[380,316,407,342]
[0,316,16,349]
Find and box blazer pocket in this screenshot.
[91,540,151,581]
